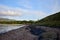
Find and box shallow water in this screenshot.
[0,24,25,33]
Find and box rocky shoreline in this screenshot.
[0,25,60,40]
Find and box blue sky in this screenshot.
[0,0,60,20]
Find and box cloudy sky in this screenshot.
[0,0,60,20]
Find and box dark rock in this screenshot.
[0,25,60,40]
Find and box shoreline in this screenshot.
[0,24,27,34]
[0,24,60,40]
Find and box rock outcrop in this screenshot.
[0,25,60,40]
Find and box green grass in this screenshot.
[36,12,60,28]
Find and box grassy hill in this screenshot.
[0,18,11,21]
[0,18,17,24]
[36,12,60,27]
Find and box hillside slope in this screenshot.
[0,18,16,24]
[36,12,60,27]
[0,18,10,21]
[0,18,15,21]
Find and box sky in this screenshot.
[0,0,60,20]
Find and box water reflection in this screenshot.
[0,24,25,34]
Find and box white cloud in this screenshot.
[0,10,20,16]
[0,5,22,16]
[0,4,48,20]
[18,0,32,9]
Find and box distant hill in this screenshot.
[0,18,17,24]
[36,12,60,27]
[0,18,10,21]
[0,18,16,21]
